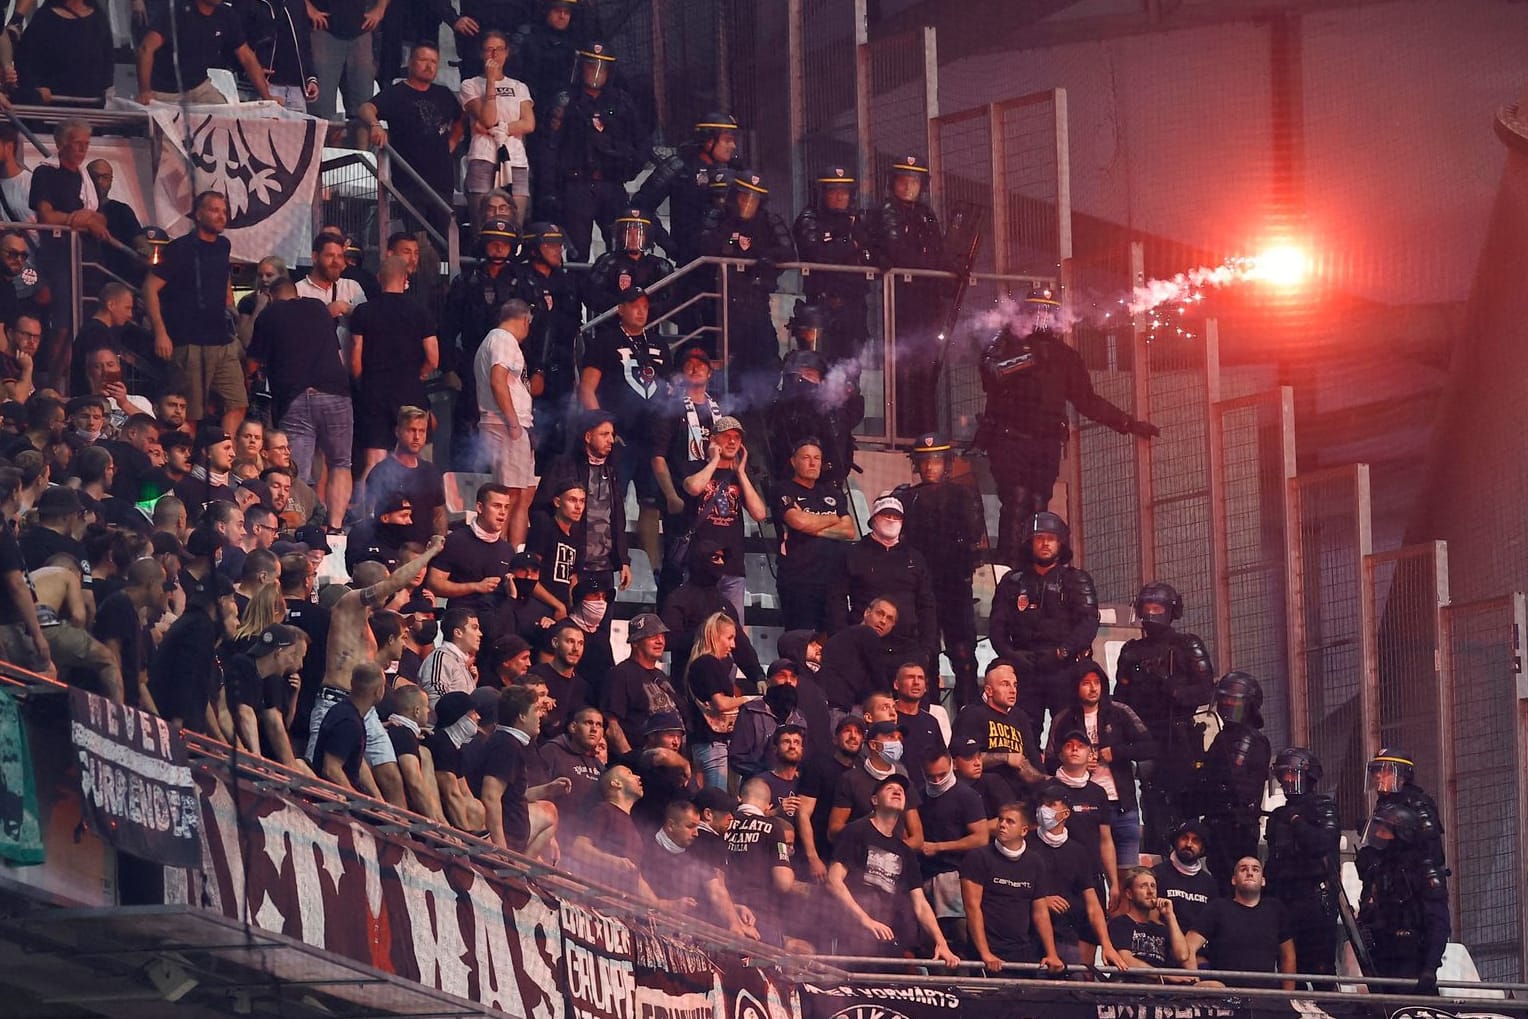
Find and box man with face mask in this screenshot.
[1029,783,1127,968]
[827,494,938,677]
[1263,747,1342,981]
[988,511,1099,727]
[975,287,1158,564]
[917,749,989,950]
[424,691,487,831]
[396,594,438,685]
[729,658,809,781]
[345,493,415,574]
[1114,581,1217,847]
[699,169,797,379]
[826,720,925,849]
[1194,672,1272,893]
[1151,820,1221,937]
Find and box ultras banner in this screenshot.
[186,769,802,1019]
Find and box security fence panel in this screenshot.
[1209,388,1296,751]
[1073,324,1140,603]
[993,90,1071,275]
[1287,464,1374,811]
[1364,543,1449,828]
[930,106,995,274]
[1443,593,1528,983]
[1144,321,1218,649]
[864,28,936,202]
[799,0,861,196]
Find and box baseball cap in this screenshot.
[643,710,686,736]
[869,493,904,518]
[239,477,272,506]
[194,424,232,451]
[693,786,738,815]
[271,540,310,556]
[378,491,412,516]
[510,550,543,571]
[250,624,300,658]
[676,342,711,366]
[294,525,332,555]
[470,687,501,722]
[1057,727,1091,747]
[712,415,745,436]
[835,714,868,734]
[866,719,905,740]
[952,736,982,758]
[616,285,649,304]
[627,612,669,642]
[400,594,434,615]
[874,773,912,794]
[766,658,798,678]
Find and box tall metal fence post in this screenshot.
[922,26,939,176]
[1204,319,1230,663]
[650,0,669,142]
[789,0,807,216]
[884,270,897,440]
[988,104,1008,274]
[853,0,872,200]
[1053,87,1072,263]
[1130,240,1155,586]
[375,149,392,251]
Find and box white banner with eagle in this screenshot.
[105,99,324,265]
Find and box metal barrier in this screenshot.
[1442,593,1528,983]
[1288,464,1375,811]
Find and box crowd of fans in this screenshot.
[0,0,1454,995]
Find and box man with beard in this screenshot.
[602,612,677,755]
[650,342,723,607]
[1108,868,1197,979]
[526,621,591,741]
[817,597,901,715]
[760,722,806,819]
[796,715,864,880]
[988,511,1099,727]
[363,408,446,543]
[730,659,808,781]
[1151,820,1221,937]
[345,493,415,573]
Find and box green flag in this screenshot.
[0,688,43,866]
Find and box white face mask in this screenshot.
[572,597,608,632]
[871,517,903,543]
[877,739,904,763]
[1037,805,1065,832]
[925,771,957,798]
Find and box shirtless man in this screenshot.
[31,553,124,702]
[306,534,446,803]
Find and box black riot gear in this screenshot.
[1272,746,1324,798]
[546,40,641,261]
[788,300,829,348]
[793,166,874,362]
[1214,671,1263,726]
[1194,672,1270,895]
[1265,746,1342,980]
[479,218,518,261]
[1116,591,1216,847]
[574,39,615,88]
[1369,800,1422,844]
[1028,511,1070,545]
[728,169,768,220]
[512,223,582,471]
[612,207,651,253]
[1367,748,1416,789]
[693,111,739,154]
[700,169,796,379]
[1368,748,1446,869]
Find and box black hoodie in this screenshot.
[1045,666,1158,813]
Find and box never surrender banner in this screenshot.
[68,688,201,867]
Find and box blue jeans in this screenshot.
[1111,806,1142,867]
[281,390,354,484]
[693,741,730,792]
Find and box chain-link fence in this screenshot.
[994,91,1067,276]
[1289,464,1373,808]
[865,28,934,196]
[1210,388,1296,750]
[1074,324,1141,604]
[1443,594,1528,983]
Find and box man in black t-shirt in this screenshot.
[726,777,801,946]
[796,714,862,879]
[525,480,582,619]
[827,774,959,964]
[357,42,460,236]
[350,256,439,471]
[363,406,446,544]
[305,0,384,121]
[917,749,989,939]
[465,685,571,857]
[137,0,273,104]
[92,557,166,711]
[961,801,1064,973]
[678,415,765,622]
[146,192,246,436]
[227,624,307,768]
[0,467,52,676]
[774,439,856,632]
[313,662,386,791]
[425,482,517,624]
[1030,783,1124,968]
[1048,729,1118,898]
[525,621,590,741]
[602,612,677,755]
[650,342,721,605]
[1107,867,1195,979]
[1152,820,1221,936]
[1186,857,1296,988]
[951,661,1045,794]
[385,683,446,822]
[29,121,108,386]
[952,736,1019,824]
[423,691,486,831]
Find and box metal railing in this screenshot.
[579,255,1051,449]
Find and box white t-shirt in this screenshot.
[458,75,533,167]
[295,276,367,363]
[0,169,34,223]
[474,326,532,427]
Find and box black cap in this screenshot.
[1057,727,1091,747]
[874,773,912,794]
[578,408,617,435]
[470,687,501,721]
[675,342,711,366]
[250,624,300,658]
[766,658,798,678]
[952,735,982,758]
[294,525,332,554]
[866,719,905,739]
[615,285,649,304]
[510,550,543,571]
[693,786,738,815]
[910,433,952,457]
[239,477,272,506]
[835,714,868,734]
[434,691,474,728]
[644,710,686,736]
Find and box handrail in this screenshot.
[0,662,842,985]
[807,955,1525,994]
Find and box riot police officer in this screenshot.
[794,166,874,363]
[632,112,741,266]
[786,300,828,353]
[583,209,676,317]
[699,169,796,383]
[1114,581,1217,847]
[895,433,984,709]
[442,218,523,466]
[1367,748,1446,868]
[509,0,583,103]
[765,348,862,489]
[1264,747,1342,981]
[868,154,945,438]
[546,41,642,261]
[1356,801,1451,994]
[513,222,582,470]
[986,511,1098,726]
[975,287,1160,565]
[1193,672,1271,893]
